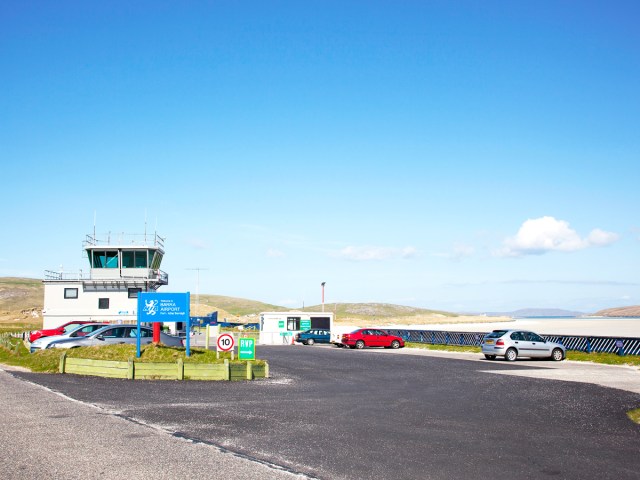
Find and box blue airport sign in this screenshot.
[138,292,190,322]
[136,292,191,357]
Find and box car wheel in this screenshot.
[307,338,315,346]
[551,348,564,361]
[355,340,365,349]
[484,354,496,360]
[505,348,518,362]
[390,340,400,349]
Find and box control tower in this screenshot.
[42,232,168,329]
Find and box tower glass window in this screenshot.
[92,251,119,268]
[122,251,148,268]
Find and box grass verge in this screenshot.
[627,408,640,425]
[405,342,640,366]
[0,338,263,374]
[406,342,481,353]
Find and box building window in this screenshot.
[93,251,119,268]
[128,288,142,298]
[64,288,78,299]
[98,298,109,310]
[287,317,301,331]
[122,251,148,269]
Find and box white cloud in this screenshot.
[497,216,619,257]
[432,243,475,261]
[266,248,285,258]
[586,228,619,246]
[401,246,419,259]
[334,245,419,261]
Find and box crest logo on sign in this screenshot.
[143,299,159,316]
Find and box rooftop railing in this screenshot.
[83,232,165,249]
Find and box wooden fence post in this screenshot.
[224,359,230,381]
[177,358,184,380]
[128,358,134,380]
[59,352,67,374]
[246,361,253,380]
[265,361,270,378]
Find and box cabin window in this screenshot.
[122,251,148,269]
[93,250,118,268]
[64,288,78,299]
[128,288,142,298]
[98,298,109,309]
[150,250,163,269]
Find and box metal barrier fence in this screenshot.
[384,329,640,356]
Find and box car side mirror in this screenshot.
[96,335,105,341]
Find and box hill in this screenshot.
[301,303,457,325]
[595,306,640,317]
[485,308,585,317]
[0,277,44,329]
[0,277,502,328]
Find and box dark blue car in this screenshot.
[295,329,331,346]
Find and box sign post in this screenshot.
[138,292,191,358]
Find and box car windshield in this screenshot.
[63,325,84,335]
[485,330,508,339]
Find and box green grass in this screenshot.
[406,342,481,353]
[627,408,640,425]
[565,350,640,366]
[405,342,640,366]
[0,339,263,374]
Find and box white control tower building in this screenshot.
[42,232,168,329]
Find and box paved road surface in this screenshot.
[3,346,640,479]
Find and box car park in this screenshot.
[341,329,404,349]
[481,329,566,361]
[30,323,108,352]
[29,320,94,343]
[295,329,331,345]
[49,325,184,349]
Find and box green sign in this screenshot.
[301,319,311,330]
[238,338,255,361]
[278,320,285,329]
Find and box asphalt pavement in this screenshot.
[3,345,640,479]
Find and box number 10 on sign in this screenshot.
[217,333,235,352]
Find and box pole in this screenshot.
[153,322,160,344]
[321,282,326,312]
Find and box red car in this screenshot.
[29,321,94,343]
[341,329,405,349]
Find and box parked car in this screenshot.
[30,323,108,352]
[330,325,358,347]
[49,325,184,349]
[295,329,331,345]
[481,329,566,361]
[341,329,404,349]
[29,320,93,343]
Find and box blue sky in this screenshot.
[1,1,638,313]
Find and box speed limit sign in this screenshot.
[217,333,236,352]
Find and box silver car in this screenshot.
[30,323,107,352]
[50,325,183,349]
[481,329,566,361]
